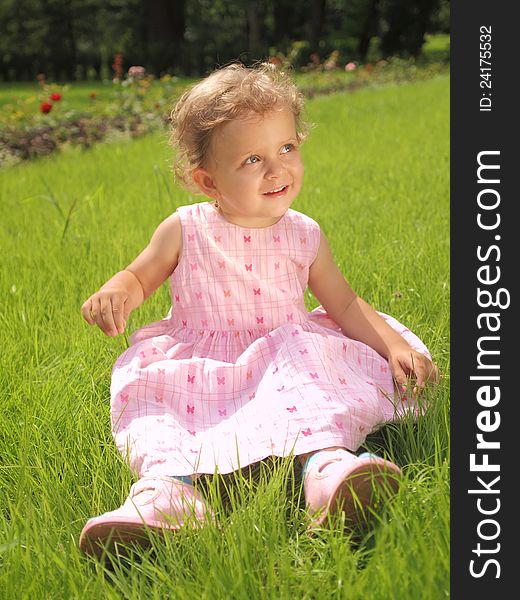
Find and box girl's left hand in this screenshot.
[388,346,440,391]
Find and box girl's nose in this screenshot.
[265,159,287,179]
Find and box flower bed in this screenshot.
[0,113,170,164]
[0,57,448,168]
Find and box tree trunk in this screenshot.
[307,0,326,53]
[273,1,294,47]
[63,0,78,80]
[357,0,380,61]
[247,0,264,60]
[145,0,186,75]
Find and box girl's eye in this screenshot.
[244,144,294,165]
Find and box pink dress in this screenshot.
[110,202,430,477]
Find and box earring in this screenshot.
[214,198,220,210]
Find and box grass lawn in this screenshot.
[0,74,449,599]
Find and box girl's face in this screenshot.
[193,107,304,227]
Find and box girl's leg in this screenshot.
[79,474,214,558]
[299,446,345,467]
[169,475,194,485]
[300,447,402,528]
[112,414,199,479]
[81,413,212,559]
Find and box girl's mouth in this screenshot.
[263,185,288,197]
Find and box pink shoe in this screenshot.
[304,450,402,528]
[79,476,213,557]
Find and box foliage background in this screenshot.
[0,0,450,80]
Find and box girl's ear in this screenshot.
[192,168,219,199]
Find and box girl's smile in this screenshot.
[263,184,289,197]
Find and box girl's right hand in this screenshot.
[81,288,131,337]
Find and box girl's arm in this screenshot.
[308,231,438,388]
[82,213,182,336]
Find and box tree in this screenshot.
[0,0,449,80]
[141,0,186,75]
[379,0,441,57]
[356,0,380,61]
[246,0,262,59]
[340,0,381,62]
[307,0,326,53]
[39,0,78,80]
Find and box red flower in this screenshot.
[40,102,53,114]
[50,93,62,101]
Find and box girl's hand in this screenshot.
[81,287,131,337]
[388,345,440,392]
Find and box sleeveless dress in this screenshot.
[110,202,430,477]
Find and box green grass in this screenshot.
[0,80,111,110]
[421,33,450,61]
[0,74,449,599]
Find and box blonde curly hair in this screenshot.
[169,61,310,194]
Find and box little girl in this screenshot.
[79,62,438,556]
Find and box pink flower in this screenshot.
[128,65,146,78]
[345,62,357,72]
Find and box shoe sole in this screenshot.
[79,516,177,558]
